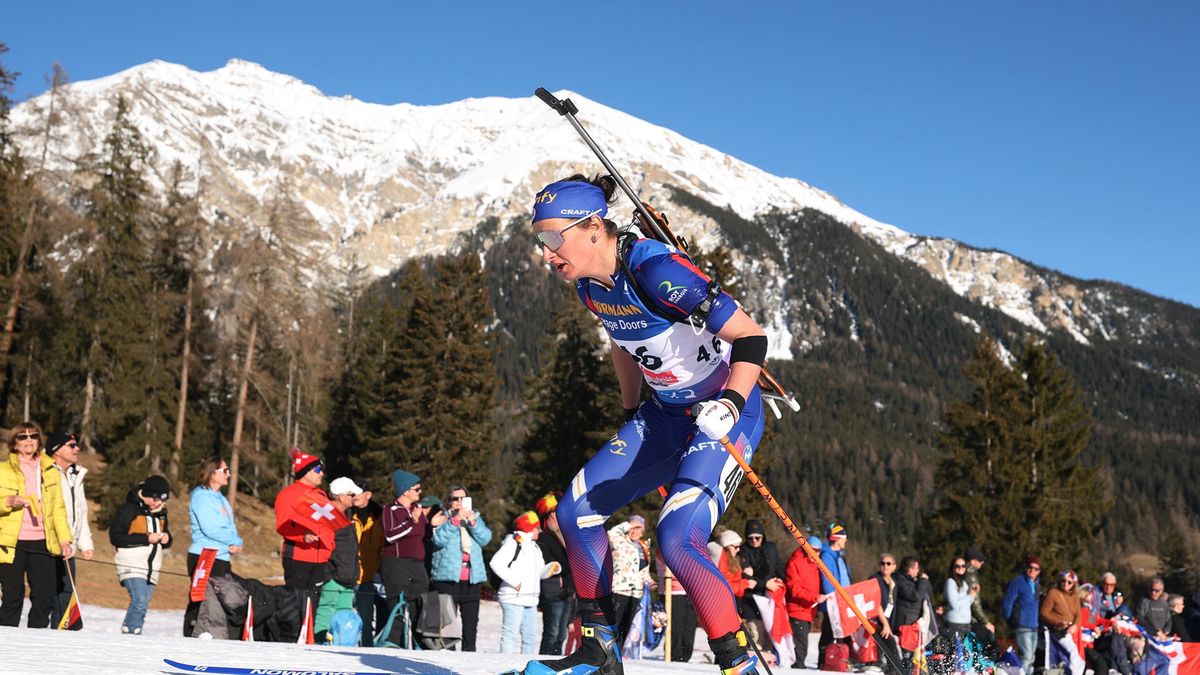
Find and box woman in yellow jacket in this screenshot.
[0,421,74,628]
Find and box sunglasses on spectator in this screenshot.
[1152,587,1164,593]
[15,433,39,441]
[1028,565,1041,571]
[881,561,895,567]
[954,564,967,569]
[218,467,231,474]
[448,495,465,502]
[534,210,602,252]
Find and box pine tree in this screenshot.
[71,96,176,514]
[385,253,501,499]
[919,336,1109,613]
[919,337,1032,596]
[1018,338,1106,564]
[514,284,621,509]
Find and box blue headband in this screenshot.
[532,181,609,223]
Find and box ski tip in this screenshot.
[163,658,394,675]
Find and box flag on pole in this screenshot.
[242,595,255,642]
[56,592,82,630]
[751,585,797,668]
[297,596,316,645]
[827,579,883,639]
[190,547,218,602]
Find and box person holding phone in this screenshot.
[430,484,492,651]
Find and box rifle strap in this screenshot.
[616,233,721,329]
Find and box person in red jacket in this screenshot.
[717,530,755,598]
[785,535,823,669]
[274,448,332,606]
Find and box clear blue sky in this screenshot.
[5,2,1198,307]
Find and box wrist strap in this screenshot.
[719,389,746,414]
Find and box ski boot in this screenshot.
[710,629,760,675]
[511,598,623,675]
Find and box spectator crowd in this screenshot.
[2,421,1199,675]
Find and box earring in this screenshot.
[591,235,598,243]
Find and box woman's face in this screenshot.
[533,215,600,282]
[12,428,40,456]
[211,462,230,488]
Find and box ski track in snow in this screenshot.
[9,600,829,674]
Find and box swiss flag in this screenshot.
[291,492,351,548]
[827,579,883,639]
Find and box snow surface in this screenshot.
[10,600,827,675]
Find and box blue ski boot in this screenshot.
[710,629,761,675]
[512,599,622,675]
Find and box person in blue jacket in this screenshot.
[1002,555,1043,675]
[817,523,852,669]
[184,456,243,637]
[430,484,492,652]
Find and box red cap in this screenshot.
[514,511,540,533]
[289,448,321,478]
[535,492,559,517]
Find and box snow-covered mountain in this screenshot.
[9,59,1149,349]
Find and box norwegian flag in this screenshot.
[291,492,351,548]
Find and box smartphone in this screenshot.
[460,496,473,514]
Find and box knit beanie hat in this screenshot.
[514,510,540,533]
[535,492,559,517]
[140,475,171,501]
[289,448,321,479]
[806,534,824,550]
[827,522,848,542]
[391,469,420,495]
[45,432,77,456]
[744,519,765,537]
[718,530,742,548]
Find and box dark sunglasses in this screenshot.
[447,495,465,502]
[312,465,323,474]
[1028,565,1041,571]
[15,433,40,441]
[534,210,601,252]
[954,564,967,569]
[880,561,895,567]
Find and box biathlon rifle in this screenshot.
[534,87,801,419]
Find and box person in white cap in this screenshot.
[314,476,362,642]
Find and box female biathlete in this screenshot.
[522,175,768,675]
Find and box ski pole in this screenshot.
[695,415,907,675]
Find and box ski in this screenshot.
[162,657,394,675]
